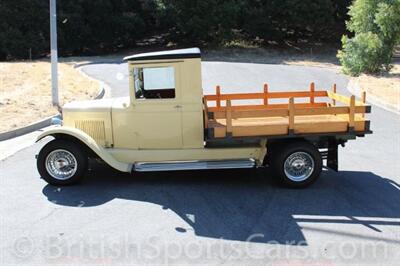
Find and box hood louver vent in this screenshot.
[75,120,106,145]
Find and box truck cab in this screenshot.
[36,48,371,188]
[115,48,204,150]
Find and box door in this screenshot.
[131,64,183,149]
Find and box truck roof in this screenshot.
[123,48,201,61]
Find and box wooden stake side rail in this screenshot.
[204,83,371,139]
[205,90,328,101]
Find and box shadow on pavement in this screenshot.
[42,164,400,245]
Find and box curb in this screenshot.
[0,85,106,142]
[76,65,112,99]
[94,83,106,99]
[0,115,60,142]
[348,79,400,115]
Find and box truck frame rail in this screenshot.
[204,83,371,140]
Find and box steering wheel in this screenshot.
[136,88,144,98]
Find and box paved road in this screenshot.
[1,59,399,265]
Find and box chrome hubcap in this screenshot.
[45,149,77,180]
[284,152,314,182]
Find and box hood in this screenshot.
[63,98,116,113]
[61,97,129,148]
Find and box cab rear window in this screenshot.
[133,67,175,99]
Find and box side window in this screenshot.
[133,67,176,99]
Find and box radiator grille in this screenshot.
[75,120,106,143]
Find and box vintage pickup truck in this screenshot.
[36,48,372,187]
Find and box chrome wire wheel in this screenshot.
[45,149,78,180]
[284,152,315,182]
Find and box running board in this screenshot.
[134,159,255,172]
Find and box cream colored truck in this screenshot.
[36,48,372,188]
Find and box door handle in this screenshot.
[174,105,182,109]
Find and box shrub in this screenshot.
[338,32,383,74]
[338,0,400,76]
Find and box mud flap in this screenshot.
[327,140,339,172]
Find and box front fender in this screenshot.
[36,126,131,173]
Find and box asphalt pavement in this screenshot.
[1,58,399,265]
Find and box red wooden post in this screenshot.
[310,82,315,104]
[361,91,366,104]
[361,90,366,118]
[216,85,221,108]
[226,99,232,135]
[332,84,337,106]
[263,83,269,106]
[203,98,209,128]
[349,95,355,130]
[289,97,295,133]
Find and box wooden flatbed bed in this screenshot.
[204,83,371,140]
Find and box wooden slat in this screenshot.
[204,90,328,101]
[289,97,295,132]
[263,102,328,109]
[232,125,288,137]
[295,106,367,116]
[207,102,327,113]
[215,114,362,127]
[355,120,367,132]
[268,90,327,99]
[212,120,368,138]
[214,127,227,138]
[211,105,368,119]
[295,106,348,116]
[295,121,348,134]
[205,92,264,101]
[226,99,232,134]
[209,115,368,137]
[327,91,351,105]
[232,109,289,119]
[327,91,365,106]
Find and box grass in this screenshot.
[350,64,400,110]
[0,61,100,133]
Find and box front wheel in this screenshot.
[37,139,88,186]
[270,141,322,188]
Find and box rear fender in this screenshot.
[36,126,131,172]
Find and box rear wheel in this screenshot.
[37,139,88,186]
[270,141,322,188]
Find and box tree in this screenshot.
[241,0,337,42]
[0,0,157,60]
[338,0,400,76]
[0,0,49,59]
[0,0,354,60]
[160,0,243,45]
